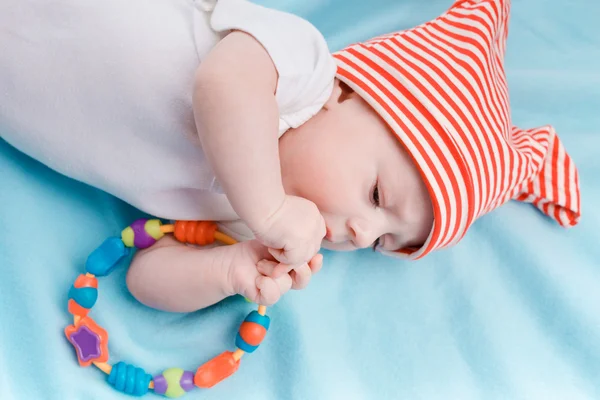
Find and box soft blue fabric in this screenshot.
[1,0,599,399]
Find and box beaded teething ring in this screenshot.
[65,219,270,398]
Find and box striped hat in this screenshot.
[333,0,581,259]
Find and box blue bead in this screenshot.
[86,237,130,277]
[125,364,136,395]
[235,333,259,353]
[68,287,98,309]
[108,362,151,396]
[244,311,271,330]
[108,362,126,392]
[134,368,151,396]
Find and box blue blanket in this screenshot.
[1,0,599,399]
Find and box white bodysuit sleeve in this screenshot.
[208,0,337,136]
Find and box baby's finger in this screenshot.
[271,263,293,279]
[281,245,314,265]
[274,273,293,297]
[268,247,290,265]
[275,246,314,267]
[254,276,280,305]
[255,274,292,306]
[290,263,312,290]
[308,253,323,275]
[257,259,293,279]
[256,259,278,276]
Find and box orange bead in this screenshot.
[68,274,98,317]
[194,351,240,389]
[239,322,267,347]
[74,274,98,289]
[173,221,217,246]
[68,299,90,317]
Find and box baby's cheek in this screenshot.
[295,169,335,208]
[307,185,339,213]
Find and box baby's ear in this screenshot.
[323,78,354,110]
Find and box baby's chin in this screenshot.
[321,240,357,252]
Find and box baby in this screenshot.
[0,0,581,312]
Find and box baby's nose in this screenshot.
[347,219,377,249]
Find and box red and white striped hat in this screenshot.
[333,0,581,259]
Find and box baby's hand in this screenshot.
[252,195,326,267]
[258,254,323,291]
[228,241,323,305]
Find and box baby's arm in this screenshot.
[193,32,325,266]
[126,236,323,313]
[193,31,283,231]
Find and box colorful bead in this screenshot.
[173,220,217,246]
[74,273,98,289]
[68,299,90,318]
[68,286,97,309]
[121,227,135,247]
[239,321,267,347]
[65,317,109,367]
[153,368,195,398]
[235,311,270,353]
[86,237,130,276]
[68,274,98,316]
[144,219,164,240]
[121,219,164,249]
[107,362,152,397]
[194,351,240,389]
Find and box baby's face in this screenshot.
[279,79,434,253]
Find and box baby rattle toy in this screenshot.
[65,219,270,398]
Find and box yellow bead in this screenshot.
[121,227,134,247]
[144,219,165,241]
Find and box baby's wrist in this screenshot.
[208,244,240,298]
[220,241,262,298]
[245,193,287,236]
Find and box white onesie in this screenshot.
[0,0,336,238]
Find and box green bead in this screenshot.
[163,368,185,398]
[145,219,165,240]
[121,227,135,247]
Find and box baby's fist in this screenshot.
[253,195,325,266]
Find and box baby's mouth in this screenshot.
[321,239,356,252]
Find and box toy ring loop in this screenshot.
[65,219,270,397]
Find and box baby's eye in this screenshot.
[371,180,380,207]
